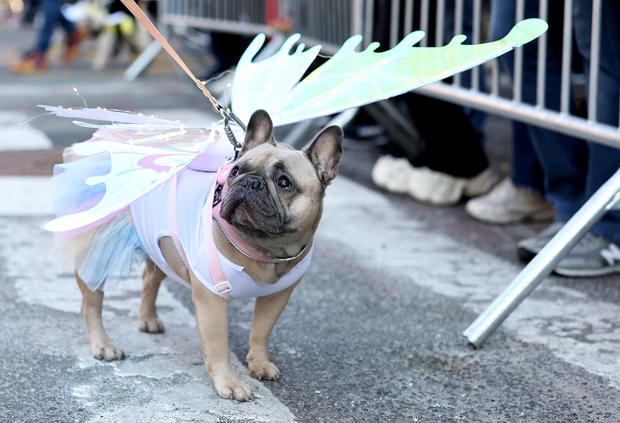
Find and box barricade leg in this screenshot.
[124,40,163,81]
[463,167,620,347]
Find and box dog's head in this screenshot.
[220,110,343,254]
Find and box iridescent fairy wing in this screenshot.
[43,107,223,233]
[40,105,184,126]
[231,33,321,126]
[231,19,548,126]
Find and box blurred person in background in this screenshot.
[468,0,620,276]
[371,0,499,206]
[12,0,86,72]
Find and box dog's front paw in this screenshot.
[92,343,125,361]
[213,375,255,402]
[248,360,280,381]
[138,315,165,334]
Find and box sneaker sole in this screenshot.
[554,264,620,277]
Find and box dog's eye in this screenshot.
[230,167,239,177]
[276,175,291,189]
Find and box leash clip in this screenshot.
[217,105,246,158]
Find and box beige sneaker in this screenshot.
[371,155,412,194]
[405,166,499,206]
[463,168,501,197]
[465,178,555,224]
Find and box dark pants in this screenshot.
[35,0,75,53]
[406,0,489,178]
[491,0,620,242]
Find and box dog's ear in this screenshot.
[241,109,275,154]
[304,125,344,186]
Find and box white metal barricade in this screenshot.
[129,0,620,346]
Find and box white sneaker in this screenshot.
[465,178,555,224]
[406,166,466,205]
[405,166,499,206]
[371,155,412,194]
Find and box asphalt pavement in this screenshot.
[0,26,619,423]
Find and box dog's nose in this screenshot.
[244,175,265,191]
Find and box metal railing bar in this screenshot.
[536,0,548,107]
[418,82,620,149]
[420,0,429,46]
[404,0,413,35]
[161,15,275,36]
[560,0,573,115]
[588,0,602,123]
[436,0,445,46]
[471,0,481,92]
[390,0,400,47]
[514,0,525,103]
[364,0,375,47]
[453,0,463,86]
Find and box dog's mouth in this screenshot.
[220,183,286,237]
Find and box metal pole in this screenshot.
[390,0,400,46]
[403,0,413,34]
[588,0,602,123]
[463,167,620,347]
[471,0,481,91]
[417,82,620,149]
[351,0,364,36]
[536,0,548,107]
[560,0,573,114]
[436,0,445,46]
[420,0,429,46]
[453,0,463,86]
[513,0,524,102]
[364,0,375,47]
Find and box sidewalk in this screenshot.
[1,26,619,423]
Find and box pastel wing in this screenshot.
[230,33,320,125]
[45,120,219,233]
[40,105,183,126]
[231,19,547,126]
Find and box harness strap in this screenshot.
[167,174,190,271]
[202,180,233,302]
[168,172,232,301]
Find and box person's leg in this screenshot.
[510,122,545,192]
[495,0,588,220]
[519,0,620,275]
[375,0,498,205]
[404,94,489,178]
[466,0,555,224]
[34,0,65,53]
[489,0,546,194]
[573,0,620,244]
[57,2,75,34]
[406,0,489,179]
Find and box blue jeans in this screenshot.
[491,0,620,242]
[572,0,620,242]
[35,0,74,53]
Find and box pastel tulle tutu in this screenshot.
[52,153,145,291]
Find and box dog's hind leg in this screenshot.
[138,258,166,334]
[76,271,125,361]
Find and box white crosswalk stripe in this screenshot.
[0,112,54,150]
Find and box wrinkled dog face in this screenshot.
[220,110,343,242]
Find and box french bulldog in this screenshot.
[74,109,343,401]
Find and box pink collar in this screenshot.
[212,164,309,264]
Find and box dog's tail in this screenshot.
[72,210,145,292]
